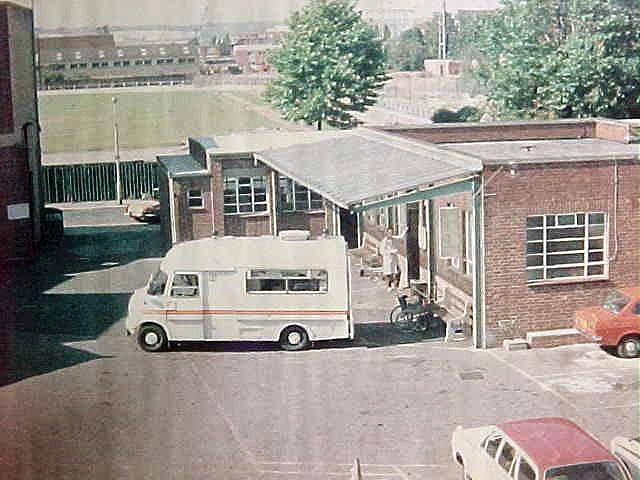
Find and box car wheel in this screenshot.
[616,335,640,358]
[137,324,168,352]
[279,326,310,351]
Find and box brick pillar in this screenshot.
[210,158,225,235]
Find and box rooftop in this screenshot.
[157,154,206,177]
[499,417,614,474]
[206,130,344,157]
[256,128,482,208]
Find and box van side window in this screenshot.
[171,273,199,297]
[246,270,328,293]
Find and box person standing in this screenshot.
[379,226,408,292]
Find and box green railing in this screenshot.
[43,161,158,203]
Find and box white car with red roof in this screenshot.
[451,417,631,480]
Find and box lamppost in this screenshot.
[112,96,122,204]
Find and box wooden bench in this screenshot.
[435,287,472,342]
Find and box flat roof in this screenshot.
[207,130,344,157]
[157,154,206,177]
[256,128,482,208]
[440,138,640,165]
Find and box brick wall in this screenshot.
[482,160,640,347]
[383,120,596,145]
[0,146,33,260]
[157,169,172,246]
[0,5,13,134]
[278,211,326,237]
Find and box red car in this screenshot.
[575,287,640,358]
[451,417,631,480]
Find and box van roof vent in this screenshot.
[278,230,311,241]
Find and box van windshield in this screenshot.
[148,269,168,296]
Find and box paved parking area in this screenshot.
[0,221,637,479]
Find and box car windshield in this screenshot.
[546,461,626,480]
[147,269,168,296]
[603,290,629,314]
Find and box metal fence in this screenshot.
[43,161,158,203]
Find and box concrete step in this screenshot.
[526,328,596,349]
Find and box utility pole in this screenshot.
[439,0,447,60]
[112,96,122,204]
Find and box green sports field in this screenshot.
[39,88,284,154]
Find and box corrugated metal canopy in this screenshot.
[256,129,482,208]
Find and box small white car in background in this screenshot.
[451,417,630,480]
[124,189,160,222]
[611,437,640,479]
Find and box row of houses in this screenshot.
[156,118,640,349]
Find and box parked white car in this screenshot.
[451,417,630,480]
[611,437,640,480]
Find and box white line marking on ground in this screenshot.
[486,350,578,410]
[188,361,258,469]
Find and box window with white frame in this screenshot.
[223,176,268,214]
[246,269,328,293]
[187,189,204,208]
[526,212,607,282]
[278,176,323,212]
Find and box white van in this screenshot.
[126,231,354,351]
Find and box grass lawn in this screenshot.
[39,89,284,154]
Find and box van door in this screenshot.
[166,272,204,340]
[204,271,239,340]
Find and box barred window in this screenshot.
[246,269,328,293]
[223,176,268,215]
[526,212,606,282]
[278,176,323,212]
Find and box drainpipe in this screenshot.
[271,170,278,236]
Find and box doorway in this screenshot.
[406,203,420,280]
[339,208,359,249]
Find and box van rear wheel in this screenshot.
[137,324,167,352]
[279,326,310,351]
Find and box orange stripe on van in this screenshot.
[143,309,348,316]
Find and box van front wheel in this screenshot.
[279,326,310,351]
[137,324,167,352]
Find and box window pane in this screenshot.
[547,240,584,252]
[247,279,285,292]
[526,216,543,228]
[188,190,201,197]
[485,436,502,458]
[548,266,584,279]
[589,239,604,249]
[518,458,536,480]
[588,265,604,276]
[546,215,556,226]
[239,204,252,213]
[547,226,585,240]
[558,214,575,226]
[589,213,605,224]
[224,205,236,214]
[526,255,543,267]
[287,278,321,292]
[255,203,267,212]
[498,442,516,472]
[171,274,199,297]
[576,213,585,225]
[239,186,251,194]
[588,252,604,262]
[188,198,203,207]
[527,242,543,254]
[547,253,584,266]
[527,229,543,241]
[526,269,544,281]
[588,224,605,236]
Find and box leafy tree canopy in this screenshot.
[477,0,640,119]
[387,27,430,71]
[265,0,388,129]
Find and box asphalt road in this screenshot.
[0,221,637,479]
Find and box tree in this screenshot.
[265,0,388,129]
[476,0,640,119]
[387,28,428,71]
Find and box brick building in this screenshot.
[0,1,43,262]
[158,119,639,349]
[37,33,199,88]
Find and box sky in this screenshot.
[33,0,500,29]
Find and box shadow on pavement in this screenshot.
[0,223,167,387]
